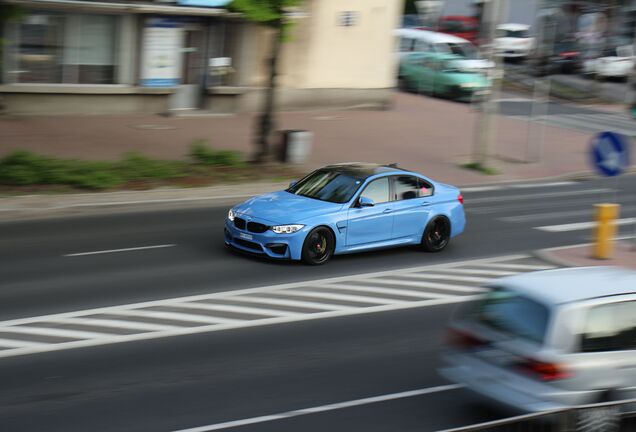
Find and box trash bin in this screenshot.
[278,130,312,164]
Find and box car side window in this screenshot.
[394,176,418,200]
[580,301,636,353]
[393,176,433,200]
[360,177,390,204]
[400,37,414,52]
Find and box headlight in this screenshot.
[271,224,304,234]
[228,209,235,222]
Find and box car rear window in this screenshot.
[464,287,550,344]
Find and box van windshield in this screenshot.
[436,42,479,59]
[464,287,550,344]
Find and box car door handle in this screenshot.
[421,201,431,206]
[383,208,392,214]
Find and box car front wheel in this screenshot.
[301,227,335,265]
[422,217,451,252]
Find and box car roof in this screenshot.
[494,267,636,306]
[395,28,471,44]
[319,163,413,179]
[497,23,530,31]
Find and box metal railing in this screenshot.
[437,398,636,432]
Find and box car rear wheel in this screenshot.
[301,227,335,265]
[422,217,451,252]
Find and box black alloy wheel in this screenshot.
[422,217,451,252]
[301,227,335,265]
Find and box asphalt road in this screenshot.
[1,174,635,431]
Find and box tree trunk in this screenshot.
[254,20,284,163]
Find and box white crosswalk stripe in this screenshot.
[0,254,558,359]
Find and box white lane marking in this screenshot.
[509,181,576,189]
[109,310,239,325]
[502,207,636,223]
[323,283,454,299]
[431,268,518,276]
[395,273,491,283]
[278,290,397,305]
[359,277,487,293]
[468,189,612,205]
[169,302,297,318]
[171,384,463,432]
[461,186,502,193]
[0,297,477,360]
[478,262,556,271]
[3,326,115,340]
[64,244,176,257]
[535,218,636,233]
[229,296,351,311]
[51,318,179,332]
[0,338,45,349]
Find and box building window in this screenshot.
[14,12,118,84]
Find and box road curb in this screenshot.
[0,171,633,223]
[532,245,586,268]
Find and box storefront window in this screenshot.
[14,12,118,84]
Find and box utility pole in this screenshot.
[472,0,504,171]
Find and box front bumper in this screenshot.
[224,219,306,260]
[440,352,597,414]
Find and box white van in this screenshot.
[394,28,493,72]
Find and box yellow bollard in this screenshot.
[593,203,620,260]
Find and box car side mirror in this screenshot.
[358,196,375,207]
[289,180,297,188]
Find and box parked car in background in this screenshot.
[437,16,479,45]
[495,24,534,60]
[398,52,490,101]
[584,43,635,81]
[395,29,494,72]
[553,38,583,74]
[441,267,636,417]
[529,37,581,76]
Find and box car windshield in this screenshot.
[463,287,550,344]
[287,169,363,204]
[440,20,477,32]
[437,42,479,59]
[499,29,528,38]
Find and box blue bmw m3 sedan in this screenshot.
[224,163,466,265]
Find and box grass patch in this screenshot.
[0,145,300,194]
[461,162,499,175]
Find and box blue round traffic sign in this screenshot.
[590,131,630,177]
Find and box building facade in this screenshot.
[1,0,402,115]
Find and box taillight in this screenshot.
[457,194,464,205]
[516,358,571,381]
[447,328,486,349]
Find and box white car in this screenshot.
[395,28,494,72]
[586,45,635,79]
[495,23,534,59]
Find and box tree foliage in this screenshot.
[229,0,303,26]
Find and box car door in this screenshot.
[346,177,394,247]
[390,175,434,240]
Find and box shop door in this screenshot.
[173,29,205,110]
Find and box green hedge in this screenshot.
[0,144,244,190]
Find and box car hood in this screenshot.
[454,59,495,70]
[233,190,343,224]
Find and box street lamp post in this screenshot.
[472,0,505,171]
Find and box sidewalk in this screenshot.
[0,91,602,186]
[0,91,623,221]
[538,240,636,270]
